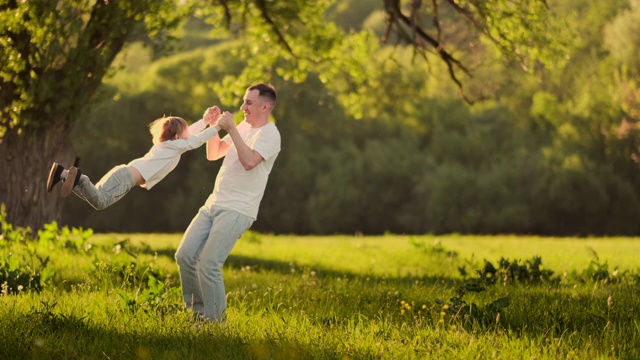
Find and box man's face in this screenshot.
[240,89,263,125]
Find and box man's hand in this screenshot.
[216,112,235,131]
[203,106,221,125]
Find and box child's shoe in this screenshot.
[47,162,65,192]
[61,166,82,197]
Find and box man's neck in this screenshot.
[249,117,270,128]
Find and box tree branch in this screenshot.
[382,0,475,103]
[254,0,294,55]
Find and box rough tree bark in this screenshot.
[0,123,74,230]
[1,0,179,231]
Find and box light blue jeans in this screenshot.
[175,203,253,321]
[72,165,136,210]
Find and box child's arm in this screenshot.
[188,119,207,135]
[182,126,220,150]
[189,106,221,135]
[163,125,219,154]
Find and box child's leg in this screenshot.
[72,165,137,210]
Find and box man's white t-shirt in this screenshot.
[207,121,281,220]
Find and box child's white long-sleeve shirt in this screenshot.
[128,120,218,189]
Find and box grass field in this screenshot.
[1,227,639,359]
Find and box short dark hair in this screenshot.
[248,83,277,108]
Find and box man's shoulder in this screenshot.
[262,122,280,134]
[261,123,280,141]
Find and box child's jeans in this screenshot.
[72,165,137,210]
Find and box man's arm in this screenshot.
[218,113,263,170]
[206,135,230,161]
[200,106,228,161]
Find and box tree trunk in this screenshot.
[0,123,74,231]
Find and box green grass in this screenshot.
[2,231,639,359]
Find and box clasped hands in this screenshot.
[203,106,235,132]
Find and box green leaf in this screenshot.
[489,296,511,311]
[464,283,486,293]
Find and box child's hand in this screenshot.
[203,106,221,125]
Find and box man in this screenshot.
[175,83,281,322]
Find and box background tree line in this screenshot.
[3,0,560,231]
[60,0,640,236]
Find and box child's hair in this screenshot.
[148,116,188,144]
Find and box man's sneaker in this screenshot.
[61,166,82,197]
[47,162,65,192]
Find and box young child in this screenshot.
[47,106,228,210]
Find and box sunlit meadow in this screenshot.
[1,223,639,359]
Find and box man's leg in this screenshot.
[175,205,214,316]
[198,207,253,321]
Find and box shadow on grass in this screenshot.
[135,243,640,350]
[226,254,460,285]
[144,246,176,260]
[27,246,640,359]
[0,310,376,360]
[143,246,459,286]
